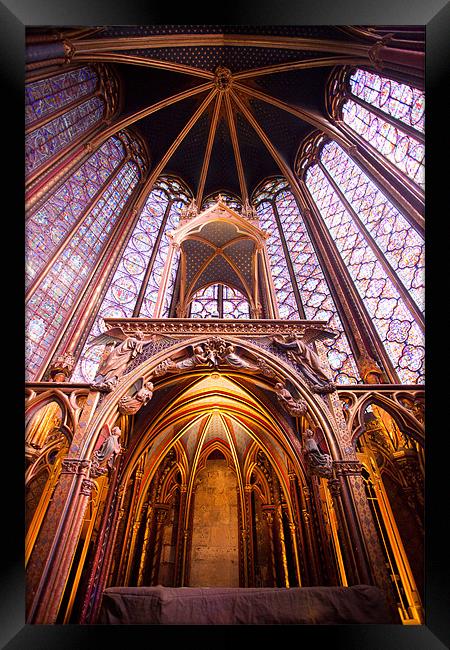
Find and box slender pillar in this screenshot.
[151,506,169,584]
[174,486,187,586]
[262,507,277,586]
[136,504,155,586]
[79,454,124,623]
[275,504,290,587]
[26,391,100,623]
[288,472,308,585]
[298,485,321,585]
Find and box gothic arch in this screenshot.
[79,335,344,464]
[349,391,424,448]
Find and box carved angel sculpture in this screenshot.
[89,327,146,391]
[91,424,122,476]
[302,428,332,477]
[222,343,260,370]
[274,382,308,417]
[118,377,154,415]
[273,328,336,385]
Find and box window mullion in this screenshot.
[319,161,424,330]
[132,197,174,317]
[26,154,129,301]
[271,198,306,319]
[345,92,424,143]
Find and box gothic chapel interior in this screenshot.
[25,25,425,625]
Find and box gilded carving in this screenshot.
[89,328,146,392]
[152,338,268,378]
[48,352,75,382]
[273,331,336,391]
[90,425,122,478]
[118,378,154,415]
[274,382,308,417]
[61,459,91,476]
[332,459,362,476]
[80,479,96,497]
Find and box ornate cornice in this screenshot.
[103,317,329,338]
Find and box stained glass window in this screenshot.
[26,96,105,175]
[202,192,242,213]
[255,199,300,320]
[139,198,185,318]
[190,284,221,318]
[26,160,141,380]
[71,177,191,383]
[25,66,99,126]
[223,285,251,319]
[305,162,424,384]
[273,189,360,383]
[320,141,424,313]
[340,69,424,190]
[189,284,250,319]
[348,69,424,134]
[254,178,359,384]
[26,136,126,288]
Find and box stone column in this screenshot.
[275,504,290,587]
[79,455,123,623]
[151,506,169,585]
[288,472,308,585]
[26,392,100,623]
[173,485,187,586]
[330,460,373,585]
[136,503,155,586]
[244,485,255,587]
[298,485,321,585]
[262,507,277,586]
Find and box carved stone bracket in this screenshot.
[80,479,96,497]
[332,459,363,476]
[61,459,91,476]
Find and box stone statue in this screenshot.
[302,428,332,477]
[91,425,122,477]
[273,331,335,386]
[222,343,260,370]
[118,378,154,415]
[89,327,146,391]
[274,382,308,417]
[153,338,264,378]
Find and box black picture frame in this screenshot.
[4,0,448,647]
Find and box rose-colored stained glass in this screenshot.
[26,136,125,287]
[305,163,424,384]
[190,284,221,318]
[202,192,242,213]
[26,96,105,175]
[254,199,300,321]
[71,187,169,383]
[71,177,190,382]
[320,141,424,313]
[25,161,140,380]
[25,67,98,126]
[190,284,250,319]
[223,285,251,319]
[274,189,360,383]
[139,199,185,318]
[341,99,424,190]
[348,68,424,134]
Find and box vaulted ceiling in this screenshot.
[28,25,425,204]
